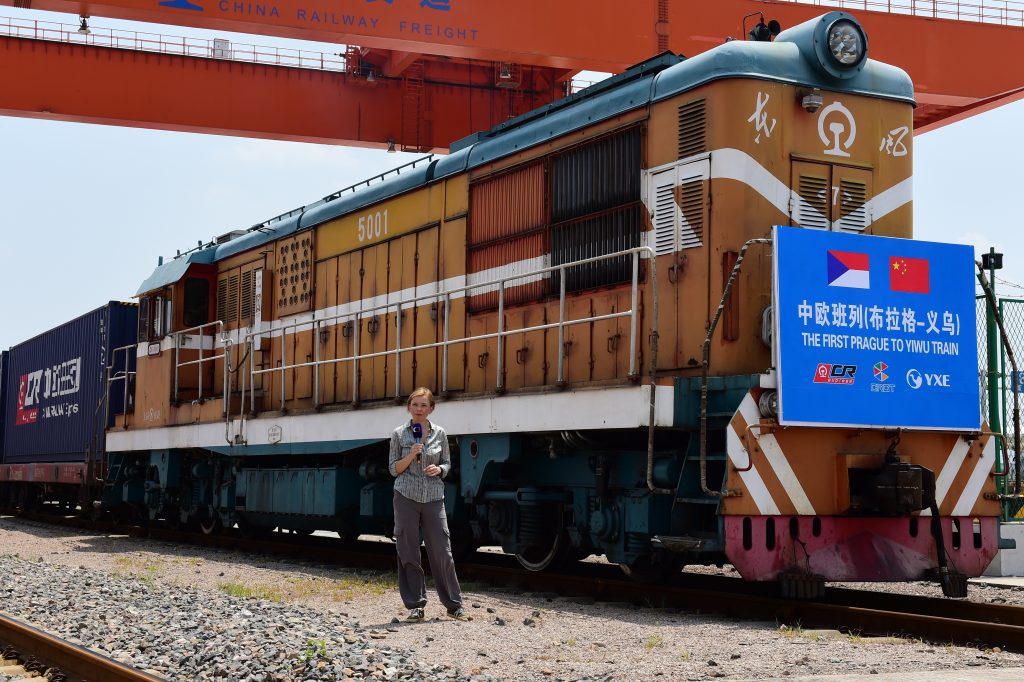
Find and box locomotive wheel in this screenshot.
[515,530,579,572]
[198,515,222,536]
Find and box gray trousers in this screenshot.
[393,491,463,611]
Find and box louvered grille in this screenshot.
[653,179,677,256]
[677,180,704,249]
[836,180,868,232]
[469,162,545,245]
[216,278,228,323]
[551,205,641,293]
[550,127,641,224]
[677,99,706,160]
[240,270,254,321]
[226,274,240,323]
[797,174,830,230]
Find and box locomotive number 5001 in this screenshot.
[358,210,389,242]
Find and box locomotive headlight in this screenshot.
[777,12,870,80]
[827,19,864,66]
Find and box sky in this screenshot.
[1,8,1023,351]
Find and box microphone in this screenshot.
[411,423,423,461]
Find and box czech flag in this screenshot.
[826,250,870,289]
[890,256,930,294]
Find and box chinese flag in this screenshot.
[889,256,930,294]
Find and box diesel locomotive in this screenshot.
[1,12,1003,597]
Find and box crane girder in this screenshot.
[0,34,565,148]
[2,0,1024,139]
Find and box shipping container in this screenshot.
[0,350,8,462]
[2,302,137,464]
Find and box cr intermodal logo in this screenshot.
[813,363,857,385]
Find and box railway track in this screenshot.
[8,511,1024,655]
[0,610,164,682]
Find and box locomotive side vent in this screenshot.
[648,160,708,256]
[240,269,254,321]
[226,273,240,323]
[652,170,677,256]
[796,174,830,230]
[677,99,706,160]
[216,278,228,324]
[835,179,868,232]
[677,179,704,249]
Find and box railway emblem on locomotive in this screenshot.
[817,101,857,158]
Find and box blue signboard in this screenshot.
[774,225,980,430]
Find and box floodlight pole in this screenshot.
[985,247,1002,438]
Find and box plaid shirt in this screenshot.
[389,420,451,503]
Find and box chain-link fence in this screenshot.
[978,294,1024,519]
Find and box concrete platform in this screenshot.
[971,575,1024,589]
[750,668,1024,681]
[986,522,1024,577]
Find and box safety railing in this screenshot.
[105,343,138,430]
[242,246,656,413]
[782,0,1024,26]
[173,321,231,415]
[0,15,349,70]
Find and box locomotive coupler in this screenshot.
[848,461,936,516]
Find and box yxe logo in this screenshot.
[905,368,950,389]
[813,363,857,385]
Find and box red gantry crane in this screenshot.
[1,0,1022,148]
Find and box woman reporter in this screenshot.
[388,387,469,622]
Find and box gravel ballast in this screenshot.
[1,516,1023,681]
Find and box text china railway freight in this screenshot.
[205,2,479,41]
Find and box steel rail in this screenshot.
[0,610,165,682]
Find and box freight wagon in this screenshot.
[0,302,136,510]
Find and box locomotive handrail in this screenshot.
[239,246,656,413]
[172,320,230,417]
[105,343,138,430]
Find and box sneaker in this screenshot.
[406,608,425,622]
[447,607,471,621]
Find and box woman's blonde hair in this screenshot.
[407,387,436,408]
